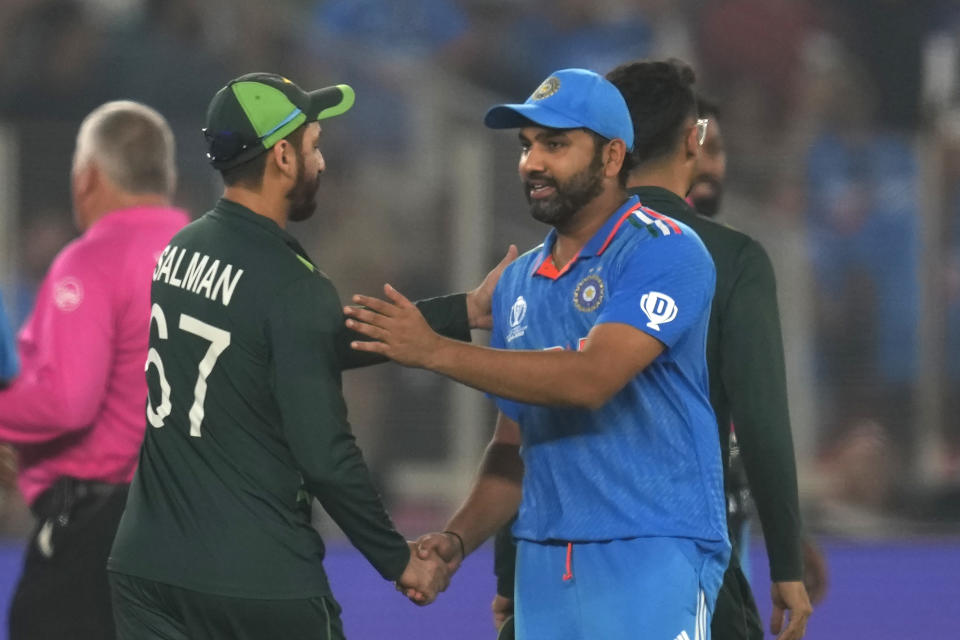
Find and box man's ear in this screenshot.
[604,139,628,178]
[270,140,297,179]
[72,162,97,201]
[684,124,699,161]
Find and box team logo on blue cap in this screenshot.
[573,274,604,312]
[531,77,560,101]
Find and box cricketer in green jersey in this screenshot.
[107,73,514,640]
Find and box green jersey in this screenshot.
[630,186,802,582]
[108,198,470,598]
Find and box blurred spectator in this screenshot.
[0,0,107,119]
[316,0,469,56]
[944,176,960,458]
[499,0,654,95]
[819,0,939,131]
[802,52,920,476]
[308,0,471,153]
[698,0,819,129]
[98,0,229,119]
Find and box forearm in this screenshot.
[740,436,803,580]
[444,442,524,555]
[428,339,613,409]
[0,376,99,443]
[306,431,411,580]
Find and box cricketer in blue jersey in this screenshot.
[346,68,730,639]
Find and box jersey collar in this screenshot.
[212,198,317,269]
[531,195,642,280]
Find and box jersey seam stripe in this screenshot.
[641,206,683,235]
[633,211,668,237]
[595,202,643,255]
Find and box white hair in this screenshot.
[73,100,177,197]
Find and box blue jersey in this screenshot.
[491,195,727,548]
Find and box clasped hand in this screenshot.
[395,533,466,605]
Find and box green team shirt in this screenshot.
[631,186,802,582]
[108,198,470,598]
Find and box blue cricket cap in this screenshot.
[484,68,634,150]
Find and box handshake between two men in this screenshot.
[396,532,466,605]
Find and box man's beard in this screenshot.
[287,159,320,222]
[525,150,605,228]
[688,174,724,218]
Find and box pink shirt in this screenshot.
[0,205,189,505]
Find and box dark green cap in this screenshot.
[203,72,355,171]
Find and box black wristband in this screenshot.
[443,530,466,558]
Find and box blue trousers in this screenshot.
[514,537,727,640]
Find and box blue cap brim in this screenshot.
[484,104,586,132]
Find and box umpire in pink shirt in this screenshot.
[0,101,189,639]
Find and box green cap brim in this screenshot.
[313,84,355,120]
[260,84,355,148]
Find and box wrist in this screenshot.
[424,335,454,372]
[443,530,467,559]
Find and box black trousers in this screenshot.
[8,478,129,640]
[110,573,346,640]
[711,551,763,640]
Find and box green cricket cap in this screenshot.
[203,72,355,171]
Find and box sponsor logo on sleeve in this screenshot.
[640,291,677,331]
[53,277,84,312]
[506,295,528,342]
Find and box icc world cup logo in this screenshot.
[509,296,527,327]
[640,291,677,331]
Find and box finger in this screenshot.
[417,534,451,558]
[383,283,415,309]
[350,294,400,317]
[345,318,388,341]
[350,339,389,354]
[770,605,785,636]
[777,611,809,640]
[417,544,434,560]
[343,306,391,328]
[503,244,519,265]
[410,589,434,606]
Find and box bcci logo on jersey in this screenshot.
[573,274,604,312]
[506,295,527,342]
[640,291,677,331]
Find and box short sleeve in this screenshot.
[597,233,715,349]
